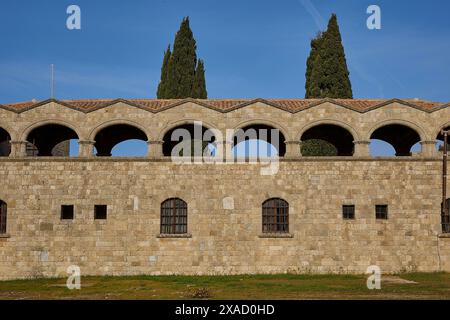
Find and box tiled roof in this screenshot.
[0,98,448,114]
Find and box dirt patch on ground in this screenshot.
[383,276,418,284]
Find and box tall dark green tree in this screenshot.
[305,32,324,99]
[192,59,207,99]
[157,45,171,99]
[157,17,207,99]
[305,14,353,99]
[303,14,353,156]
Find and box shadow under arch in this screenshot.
[232,123,287,157]
[370,124,422,156]
[300,124,355,156]
[0,127,11,157]
[162,122,217,157]
[93,123,149,157]
[25,123,79,156]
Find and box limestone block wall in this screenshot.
[1,100,450,155]
[0,158,449,280]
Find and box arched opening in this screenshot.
[370,124,421,157]
[262,198,289,233]
[232,124,286,158]
[301,124,354,156]
[160,198,188,235]
[0,200,7,234]
[436,126,450,153]
[94,124,148,157]
[26,124,78,157]
[0,127,11,157]
[162,123,216,157]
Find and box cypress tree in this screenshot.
[192,59,207,99]
[305,14,353,99]
[157,45,171,99]
[165,17,198,98]
[302,14,353,156]
[157,17,208,99]
[305,33,324,99]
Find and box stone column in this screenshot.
[147,140,164,159]
[284,141,301,158]
[9,140,27,158]
[420,140,438,158]
[353,140,371,157]
[78,140,95,158]
[215,139,234,162]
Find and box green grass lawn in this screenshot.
[0,273,449,300]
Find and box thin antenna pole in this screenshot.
[51,64,55,99]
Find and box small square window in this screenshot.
[342,205,355,220]
[375,205,388,220]
[61,205,74,220]
[94,205,107,220]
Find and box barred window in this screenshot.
[375,205,388,220]
[161,198,188,234]
[342,205,355,220]
[262,198,289,233]
[0,200,6,234]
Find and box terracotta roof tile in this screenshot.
[1,98,447,113]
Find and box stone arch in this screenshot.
[89,120,149,157]
[21,120,80,156]
[88,119,150,142]
[298,119,360,142]
[233,119,291,142]
[299,120,358,156]
[232,119,289,157]
[0,122,16,141]
[368,119,425,157]
[157,119,220,142]
[435,121,450,142]
[367,119,427,142]
[160,120,219,157]
[21,119,81,142]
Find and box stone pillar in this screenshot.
[353,140,371,157]
[78,140,95,158]
[215,139,234,162]
[420,140,438,158]
[9,140,27,158]
[148,140,164,159]
[284,141,301,158]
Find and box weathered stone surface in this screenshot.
[0,100,449,280]
[0,159,448,280]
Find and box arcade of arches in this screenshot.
[0,121,445,158]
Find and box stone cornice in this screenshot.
[0,98,448,115]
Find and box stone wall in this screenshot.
[1,100,450,158]
[0,158,449,280]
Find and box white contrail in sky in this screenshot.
[299,0,326,30]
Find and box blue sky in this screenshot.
[1,0,449,103]
[0,0,448,156]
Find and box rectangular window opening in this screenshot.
[94,205,107,220]
[342,205,355,220]
[61,205,74,220]
[375,205,388,220]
